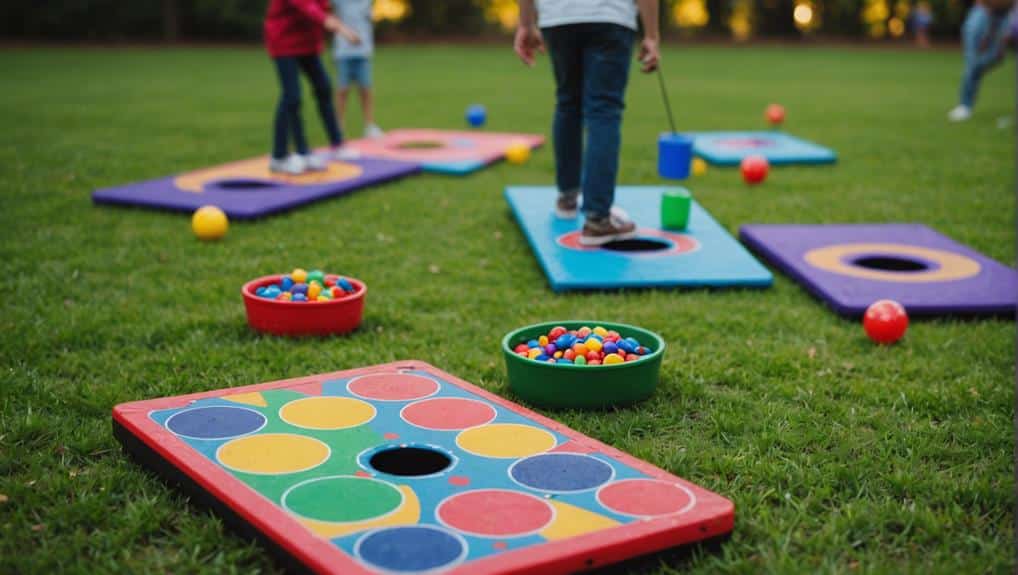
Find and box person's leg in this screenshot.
[542,25,584,216]
[579,24,634,220]
[334,57,352,131]
[273,56,304,159]
[959,6,990,109]
[357,58,382,136]
[298,54,343,147]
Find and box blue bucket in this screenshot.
[658,133,693,180]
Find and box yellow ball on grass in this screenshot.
[505,141,531,165]
[692,157,708,177]
[191,205,228,241]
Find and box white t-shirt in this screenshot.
[536,0,639,31]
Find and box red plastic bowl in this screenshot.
[241,275,366,337]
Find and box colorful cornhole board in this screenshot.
[344,129,544,175]
[505,186,773,291]
[739,224,1018,317]
[91,156,419,219]
[690,131,836,166]
[113,361,734,575]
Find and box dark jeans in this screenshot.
[273,54,343,160]
[543,23,635,219]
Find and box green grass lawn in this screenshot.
[0,44,1014,574]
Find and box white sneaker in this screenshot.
[333,146,362,161]
[269,155,307,175]
[948,105,972,122]
[609,205,634,226]
[364,124,385,139]
[301,153,328,172]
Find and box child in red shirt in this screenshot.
[264,0,360,174]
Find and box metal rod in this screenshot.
[656,65,677,135]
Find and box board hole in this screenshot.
[395,140,445,150]
[369,446,452,477]
[601,238,672,252]
[213,179,282,190]
[851,255,929,272]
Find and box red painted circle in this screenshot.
[449,476,471,487]
[348,373,439,401]
[401,398,496,431]
[597,479,694,517]
[557,228,699,256]
[437,490,554,537]
[719,137,773,149]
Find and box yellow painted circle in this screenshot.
[279,397,376,430]
[217,433,330,475]
[803,243,981,283]
[455,423,556,459]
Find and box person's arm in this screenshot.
[289,0,361,43]
[514,0,544,67]
[636,0,660,73]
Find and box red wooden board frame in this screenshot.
[113,361,734,574]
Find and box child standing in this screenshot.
[514,0,660,245]
[911,1,933,48]
[948,0,1014,122]
[264,0,360,174]
[333,0,384,139]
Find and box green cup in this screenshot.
[660,187,692,230]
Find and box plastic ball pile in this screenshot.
[512,325,652,366]
[255,268,358,303]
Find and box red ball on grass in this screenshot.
[741,155,769,185]
[863,299,909,344]
[766,103,785,126]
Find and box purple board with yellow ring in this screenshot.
[505,186,773,291]
[91,155,419,219]
[113,361,734,575]
[739,224,1018,317]
[690,131,836,166]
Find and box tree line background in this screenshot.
[1,0,975,42]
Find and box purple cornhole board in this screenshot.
[739,224,1018,317]
[92,156,420,220]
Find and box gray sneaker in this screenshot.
[301,153,328,172]
[580,210,637,246]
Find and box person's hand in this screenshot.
[638,37,660,73]
[514,25,544,67]
[325,16,361,44]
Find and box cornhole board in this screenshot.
[113,361,734,575]
[91,156,420,219]
[739,223,1018,317]
[505,186,773,292]
[344,129,544,175]
[690,131,836,166]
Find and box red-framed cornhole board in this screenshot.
[113,361,734,574]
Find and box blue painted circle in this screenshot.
[356,526,465,573]
[510,453,614,492]
[165,406,266,439]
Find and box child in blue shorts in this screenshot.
[948,0,1015,122]
[333,0,384,139]
[514,0,660,245]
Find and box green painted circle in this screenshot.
[283,476,402,523]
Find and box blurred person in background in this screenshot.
[948,0,1015,122]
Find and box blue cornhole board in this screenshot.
[505,186,773,291]
[690,131,836,166]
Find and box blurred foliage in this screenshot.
[1,0,975,41]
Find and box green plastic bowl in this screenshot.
[501,321,666,409]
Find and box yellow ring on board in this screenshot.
[803,242,981,283]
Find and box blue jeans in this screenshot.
[273,54,343,160]
[543,23,635,219]
[959,5,1011,108]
